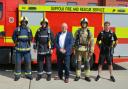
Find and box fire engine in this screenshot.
[0,0,128,66]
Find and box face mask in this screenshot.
[41,22,47,28]
[21,21,27,28]
[81,22,87,28]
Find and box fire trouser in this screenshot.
[76,51,90,77]
[14,51,31,75]
[37,54,52,75]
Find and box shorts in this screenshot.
[98,53,113,65]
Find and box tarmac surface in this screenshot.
[0,62,127,89]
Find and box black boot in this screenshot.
[36,74,42,81]
[14,75,20,81]
[74,76,80,81]
[25,74,33,80]
[95,75,100,81]
[110,76,115,82]
[85,77,91,82]
[46,74,51,81]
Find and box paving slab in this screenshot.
[0,62,127,89]
[30,70,128,89]
[0,71,30,89]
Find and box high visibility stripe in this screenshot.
[19,11,21,25]
[39,35,48,37]
[38,51,50,55]
[19,5,128,14]
[4,37,13,43]
[15,47,31,51]
[38,72,43,75]
[29,26,40,37]
[94,38,97,44]
[46,72,52,74]
[84,69,90,77]
[14,72,21,75]
[0,25,4,32]
[116,27,128,38]
[48,40,51,49]
[102,14,104,27]
[76,70,81,77]
[5,38,13,43]
[25,72,32,75]
[18,35,28,38]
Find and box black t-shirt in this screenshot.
[97,30,117,47]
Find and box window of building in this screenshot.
[0,3,3,19]
[117,0,128,1]
[45,1,66,6]
[88,3,97,6]
[67,2,77,6]
[126,4,128,6]
[21,12,44,26]
[118,4,126,7]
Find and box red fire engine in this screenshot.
[0,0,128,66]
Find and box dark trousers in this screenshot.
[57,52,70,79]
[15,51,31,74]
[37,54,52,75]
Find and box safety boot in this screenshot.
[36,74,42,81]
[25,74,33,80]
[14,75,20,81]
[85,77,91,82]
[110,76,115,82]
[74,76,80,81]
[46,74,51,81]
[95,75,101,81]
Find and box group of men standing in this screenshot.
[12,16,118,83]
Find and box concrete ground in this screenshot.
[0,62,127,89]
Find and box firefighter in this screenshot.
[95,21,118,82]
[34,18,54,81]
[74,18,94,82]
[12,16,33,81]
